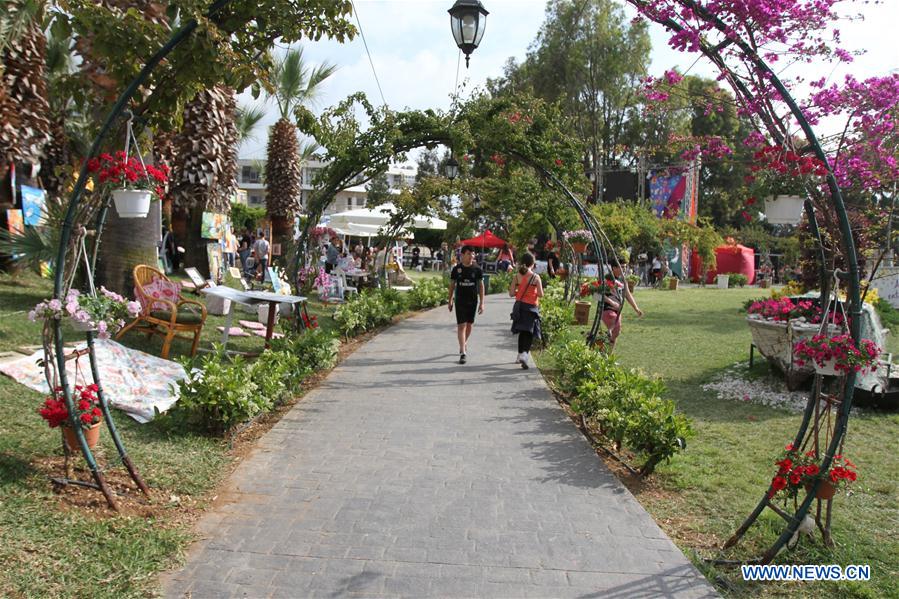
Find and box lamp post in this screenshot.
[444,156,460,180]
[448,0,488,67]
[583,151,598,203]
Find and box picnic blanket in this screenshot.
[0,339,186,423]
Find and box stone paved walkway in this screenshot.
[164,295,718,598]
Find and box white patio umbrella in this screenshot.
[328,203,447,232]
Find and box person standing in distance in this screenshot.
[448,246,484,364]
[252,231,270,281]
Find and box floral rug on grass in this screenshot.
[701,362,809,412]
[0,339,186,423]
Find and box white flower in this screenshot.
[127,301,142,316]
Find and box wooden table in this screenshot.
[200,287,308,349]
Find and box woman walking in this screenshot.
[509,252,544,369]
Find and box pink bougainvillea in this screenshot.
[628,0,898,195]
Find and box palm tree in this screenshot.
[236,104,266,148]
[0,1,51,190]
[167,84,239,275]
[264,47,336,241]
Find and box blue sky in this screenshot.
[238,0,898,160]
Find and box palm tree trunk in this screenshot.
[95,198,161,294]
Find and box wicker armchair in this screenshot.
[116,265,207,359]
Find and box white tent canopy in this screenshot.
[326,203,447,234]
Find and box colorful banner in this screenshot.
[649,163,700,223]
[20,185,46,226]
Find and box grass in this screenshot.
[0,269,344,597]
[541,285,898,598]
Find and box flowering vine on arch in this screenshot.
[625,0,896,564]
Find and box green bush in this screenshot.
[489,271,513,294]
[875,298,899,330]
[270,327,339,390]
[539,296,573,346]
[727,273,748,287]
[334,288,409,337]
[408,277,447,310]
[170,346,266,434]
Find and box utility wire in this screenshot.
[350,0,388,109]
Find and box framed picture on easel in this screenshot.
[206,243,224,285]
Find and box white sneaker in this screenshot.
[520,352,530,370]
[515,353,523,364]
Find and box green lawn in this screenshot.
[0,270,342,597]
[546,286,898,598]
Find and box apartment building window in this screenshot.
[241,165,261,183]
[249,194,264,206]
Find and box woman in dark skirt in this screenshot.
[508,252,544,369]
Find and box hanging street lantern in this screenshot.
[448,0,489,68]
[444,156,460,180]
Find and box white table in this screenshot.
[201,286,308,349]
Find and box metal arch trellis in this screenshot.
[291,128,617,343]
[623,0,864,566]
[49,0,236,509]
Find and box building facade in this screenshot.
[236,159,417,216]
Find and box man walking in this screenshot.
[253,231,270,281]
[448,246,484,364]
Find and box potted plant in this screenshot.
[87,151,168,218]
[665,275,678,290]
[563,229,592,254]
[793,333,880,376]
[626,273,639,292]
[768,442,858,501]
[39,384,104,451]
[30,287,141,337]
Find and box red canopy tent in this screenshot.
[457,230,507,249]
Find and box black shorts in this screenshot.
[455,301,478,324]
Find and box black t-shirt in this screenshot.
[451,264,483,304]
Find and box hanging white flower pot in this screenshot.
[764,195,804,225]
[112,189,152,218]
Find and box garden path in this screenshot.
[163,295,717,598]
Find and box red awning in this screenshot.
[457,230,507,249]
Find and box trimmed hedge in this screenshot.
[548,334,693,475]
[169,328,339,434]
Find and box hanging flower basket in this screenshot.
[112,189,152,219]
[764,195,804,225]
[563,229,591,253]
[63,422,102,451]
[571,241,588,253]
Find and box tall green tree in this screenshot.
[264,46,337,241]
[489,0,651,184]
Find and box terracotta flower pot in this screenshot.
[574,301,591,325]
[806,479,836,500]
[571,241,588,253]
[63,422,101,452]
[627,280,636,293]
[668,278,678,290]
